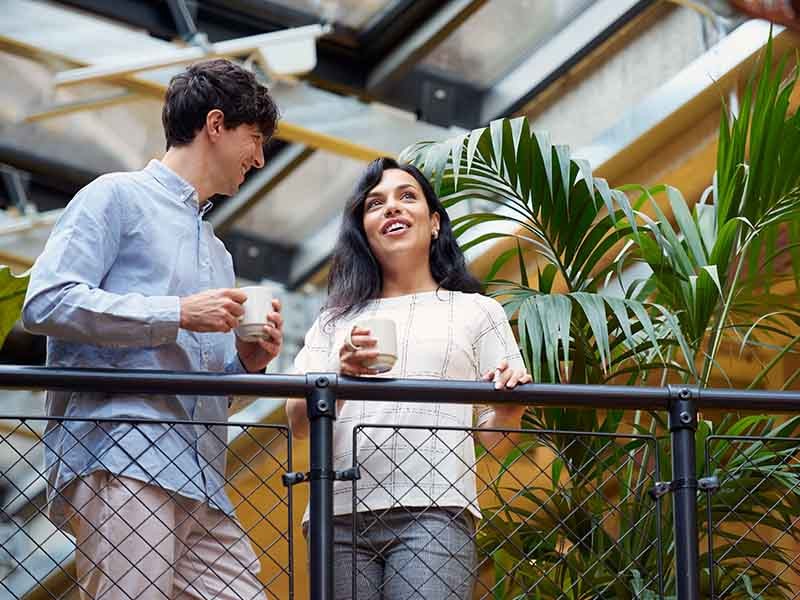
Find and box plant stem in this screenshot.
[701,224,749,385]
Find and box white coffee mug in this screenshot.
[235,286,274,342]
[346,318,398,374]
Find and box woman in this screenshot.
[286,157,531,600]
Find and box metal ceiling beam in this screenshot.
[366,0,488,92]
[210,144,314,233]
[166,0,200,41]
[2,0,459,161]
[288,215,341,289]
[56,0,370,90]
[54,24,330,88]
[582,19,787,181]
[480,0,654,123]
[51,0,481,128]
[0,144,96,191]
[1,166,29,211]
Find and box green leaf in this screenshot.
[516,240,529,289]
[538,264,557,294]
[466,127,487,174]
[534,131,554,200]
[0,266,29,348]
[486,246,522,283]
[668,185,707,265]
[449,133,466,190]
[571,292,611,372]
[518,297,545,382]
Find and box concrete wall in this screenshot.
[525,7,711,150]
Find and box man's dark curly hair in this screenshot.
[162,58,280,149]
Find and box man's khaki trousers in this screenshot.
[64,472,266,600]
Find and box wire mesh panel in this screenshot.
[0,416,292,600]
[704,434,800,599]
[348,424,664,600]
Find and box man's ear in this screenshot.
[205,109,225,141]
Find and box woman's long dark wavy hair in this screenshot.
[324,157,482,326]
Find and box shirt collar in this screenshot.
[200,199,214,217]
[145,159,206,213]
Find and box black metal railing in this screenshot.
[1,365,800,600]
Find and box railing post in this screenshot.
[306,373,338,600]
[668,385,700,600]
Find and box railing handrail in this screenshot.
[4,364,800,600]
[1,365,800,411]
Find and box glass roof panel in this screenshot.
[422,0,597,87]
[266,0,398,30]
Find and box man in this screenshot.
[23,59,281,600]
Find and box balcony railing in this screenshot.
[0,416,292,600]
[0,365,799,600]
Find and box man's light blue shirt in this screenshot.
[23,159,248,524]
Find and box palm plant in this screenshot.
[629,36,800,388]
[400,33,800,599]
[401,122,691,389]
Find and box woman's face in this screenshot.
[361,168,441,269]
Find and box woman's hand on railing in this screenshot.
[478,360,532,454]
[482,359,532,390]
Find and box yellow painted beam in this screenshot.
[0,250,34,273]
[0,419,42,441]
[275,122,396,162]
[21,563,76,600]
[25,91,139,123]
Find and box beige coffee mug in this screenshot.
[347,318,398,374]
[235,285,274,342]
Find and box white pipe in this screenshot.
[55,24,331,88]
[0,209,63,237]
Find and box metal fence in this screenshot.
[1,366,800,600]
[0,415,291,600]
[350,425,665,599]
[704,434,800,599]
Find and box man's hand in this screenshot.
[236,298,283,373]
[180,289,246,332]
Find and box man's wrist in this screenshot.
[238,353,267,374]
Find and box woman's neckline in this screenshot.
[370,289,456,305]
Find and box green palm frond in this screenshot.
[630,36,800,385]
[401,118,692,384]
